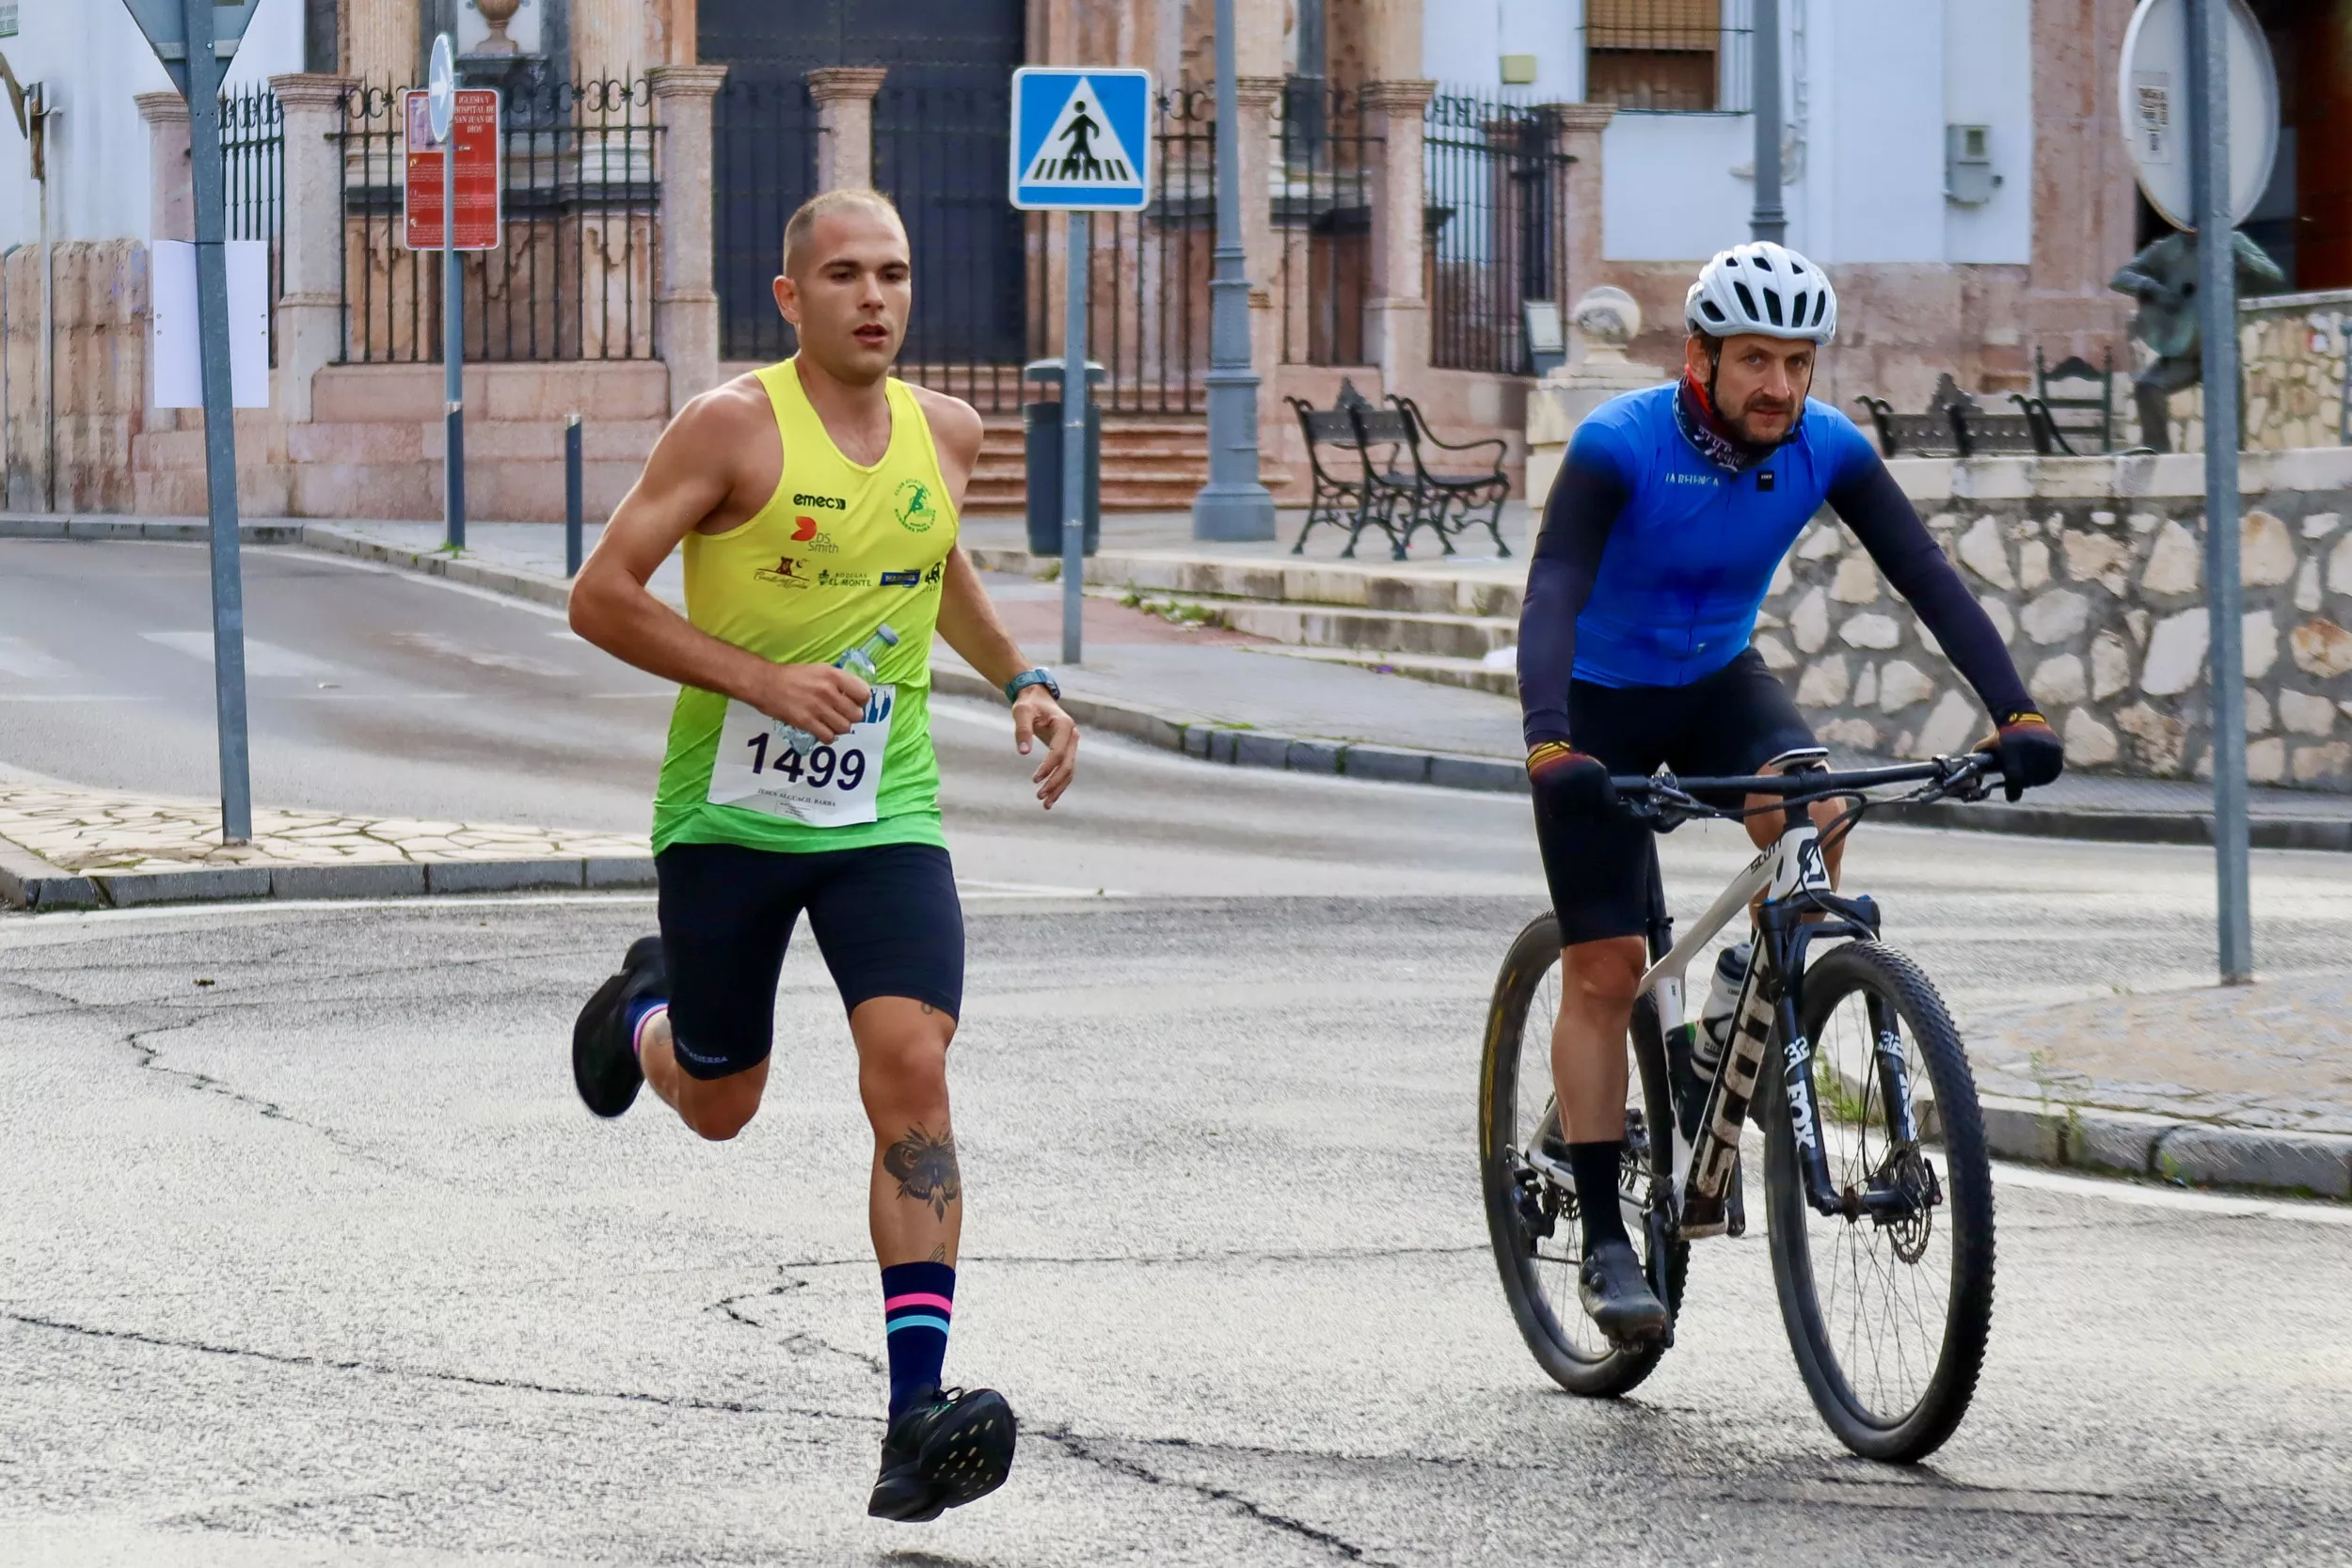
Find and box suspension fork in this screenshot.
[1868,991,1920,1145]
[1756,783,1850,1218]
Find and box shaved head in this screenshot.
[782,189,905,277]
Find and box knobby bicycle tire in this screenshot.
[1761,941,1995,1462]
[1479,913,1688,1399]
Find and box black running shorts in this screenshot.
[1534,647,1818,948]
[655,840,964,1081]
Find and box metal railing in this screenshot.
[1273,83,1380,368]
[220,85,284,366]
[876,71,1030,412]
[715,72,820,362]
[1026,85,1218,414]
[1581,0,1755,115]
[334,76,662,365]
[1424,90,1572,374]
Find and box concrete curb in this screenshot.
[1,850,655,911]
[296,523,578,610]
[1,515,305,545]
[1979,1091,2352,1201]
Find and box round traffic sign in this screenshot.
[427,33,456,144]
[2118,0,2279,230]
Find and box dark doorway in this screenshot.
[702,0,1026,367]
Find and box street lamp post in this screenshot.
[1750,0,1785,244]
[1192,0,1275,541]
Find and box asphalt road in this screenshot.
[6,536,2352,1564]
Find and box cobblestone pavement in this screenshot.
[0,784,647,876]
[1974,974,2352,1136]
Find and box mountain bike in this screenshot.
[1478,748,1999,1462]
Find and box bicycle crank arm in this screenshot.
[1518,1143,1652,1243]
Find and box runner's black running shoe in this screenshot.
[571,935,664,1118]
[866,1386,1018,1523]
[1578,1239,1670,1346]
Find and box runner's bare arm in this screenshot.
[569,382,868,742]
[904,386,1078,807]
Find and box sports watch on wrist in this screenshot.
[1004,667,1061,705]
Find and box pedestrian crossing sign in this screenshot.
[1009,67,1153,212]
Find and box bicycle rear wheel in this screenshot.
[1479,914,1686,1398]
[1762,941,1994,1462]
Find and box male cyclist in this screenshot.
[1516,243,2063,1342]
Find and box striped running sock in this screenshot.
[880,1260,956,1416]
[624,997,667,1058]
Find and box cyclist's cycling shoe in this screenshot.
[867,1386,1019,1522]
[1578,1240,1670,1345]
[571,934,664,1118]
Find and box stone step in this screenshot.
[1242,643,1520,697]
[1101,586,1516,659]
[968,546,1525,618]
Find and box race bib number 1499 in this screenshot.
[707,685,895,827]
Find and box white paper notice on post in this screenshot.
[151,239,271,409]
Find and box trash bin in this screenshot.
[1023,357,1105,558]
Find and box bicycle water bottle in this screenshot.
[1695,942,1753,1078]
[778,625,901,756]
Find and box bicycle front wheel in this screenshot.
[1762,942,1995,1463]
[1479,914,1685,1399]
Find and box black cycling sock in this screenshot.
[1567,1140,1631,1253]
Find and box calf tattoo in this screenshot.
[884,1123,961,1221]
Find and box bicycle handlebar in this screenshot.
[1608,752,1995,800]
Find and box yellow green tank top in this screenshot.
[652,359,958,855]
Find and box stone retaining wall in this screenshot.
[2157,287,2352,454]
[1767,449,2352,791]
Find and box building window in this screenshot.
[1583,0,1750,115]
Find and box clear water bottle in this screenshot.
[778,624,900,756]
[1696,941,1753,1077]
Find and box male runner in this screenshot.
[565,189,1079,1522]
[1517,242,2063,1340]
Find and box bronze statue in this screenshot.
[2109,229,2283,452]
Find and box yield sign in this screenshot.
[1009,68,1152,212]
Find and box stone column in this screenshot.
[573,0,657,83]
[268,74,357,423]
[135,92,194,243]
[346,0,420,87]
[1234,73,1283,454]
[808,68,887,192]
[650,64,728,406]
[1550,103,1614,345]
[1361,78,1433,396]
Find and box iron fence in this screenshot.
[1424,91,1571,375]
[1025,85,1218,414]
[1272,83,1379,367]
[876,71,1029,411]
[221,85,284,367]
[334,76,662,365]
[715,72,821,361]
[1581,0,1755,115]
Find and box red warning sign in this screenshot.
[403,88,502,251]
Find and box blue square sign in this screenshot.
[1009,68,1153,212]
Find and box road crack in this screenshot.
[1037,1425,1398,1565]
[119,1014,419,1176]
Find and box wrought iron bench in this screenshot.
[2035,347,2116,454]
[1390,394,1512,557]
[1286,388,1409,559]
[1858,377,2068,459]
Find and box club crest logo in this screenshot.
[893,478,939,533]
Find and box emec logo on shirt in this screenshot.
[894,479,939,533]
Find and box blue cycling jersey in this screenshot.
[1517,378,2032,748]
[1565,384,1874,688]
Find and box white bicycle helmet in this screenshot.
[1684,242,1837,343]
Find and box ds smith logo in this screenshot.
[790,515,842,553]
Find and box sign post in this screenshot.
[2120,0,2278,984]
[407,39,500,553]
[1009,66,1152,666]
[121,0,262,845]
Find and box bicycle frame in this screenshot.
[1628,764,1897,1235]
